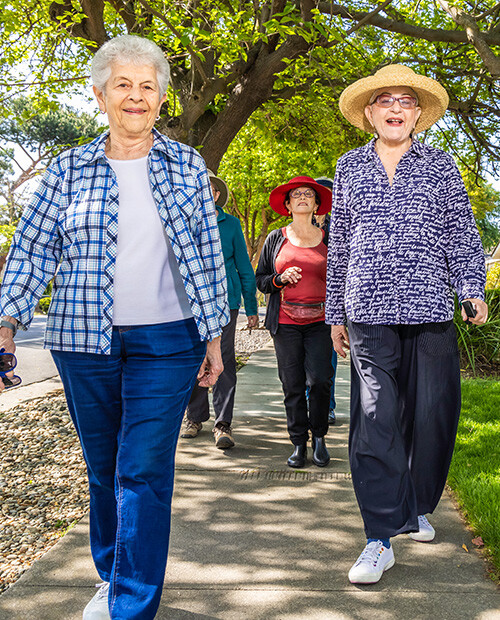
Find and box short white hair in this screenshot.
[91,35,170,94]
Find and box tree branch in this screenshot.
[135,0,209,84]
[436,1,500,77]
[316,2,500,46]
[49,0,108,50]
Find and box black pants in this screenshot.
[348,321,461,539]
[186,309,239,426]
[273,322,333,445]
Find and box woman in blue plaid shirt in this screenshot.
[0,35,229,620]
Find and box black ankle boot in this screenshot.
[287,444,307,468]
[312,436,330,467]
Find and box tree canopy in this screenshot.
[1,1,499,173]
[0,98,102,222]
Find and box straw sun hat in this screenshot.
[207,169,229,208]
[339,64,449,134]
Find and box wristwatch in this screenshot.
[0,319,18,337]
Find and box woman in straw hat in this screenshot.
[326,65,488,584]
[256,176,333,468]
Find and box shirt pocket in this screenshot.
[59,189,108,247]
[171,186,198,219]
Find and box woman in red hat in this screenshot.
[256,176,333,468]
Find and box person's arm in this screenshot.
[0,165,63,391]
[325,159,350,326]
[194,165,229,339]
[0,164,63,332]
[255,231,286,294]
[442,158,487,324]
[232,220,258,317]
[197,336,223,387]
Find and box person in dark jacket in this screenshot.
[182,170,258,449]
[256,176,333,469]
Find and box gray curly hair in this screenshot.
[91,35,170,95]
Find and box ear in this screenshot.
[364,104,373,127]
[414,106,422,124]
[93,85,106,114]
[159,92,168,109]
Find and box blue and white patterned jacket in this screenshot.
[325,139,486,325]
[0,130,229,353]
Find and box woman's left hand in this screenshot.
[198,337,224,387]
[461,298,488,325]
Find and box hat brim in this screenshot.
[269,177,332,216]
[339,64,449,134]
[207,172,229,208]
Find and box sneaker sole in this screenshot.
[348,557,395,584]
[215,438,235,449]
[408,531,435,542]
[180,433,199,438]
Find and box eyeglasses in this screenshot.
[372,95,418,109]
[289,189,315,199]
[0,349,21,389]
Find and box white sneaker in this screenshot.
[83,582,111,619]
[408,515,435,542]
[348,540,395,584]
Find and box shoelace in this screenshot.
[418,515,431,529]
[94,582,110,600]
[356,542,385,568]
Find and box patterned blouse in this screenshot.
[325,139,486,325]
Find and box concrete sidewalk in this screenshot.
[0,343,499,619]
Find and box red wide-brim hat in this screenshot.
[269,176,332,216]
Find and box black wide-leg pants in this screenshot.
[348,321,461,539]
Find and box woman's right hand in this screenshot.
[331,325,349,358]
[280,266,302,285]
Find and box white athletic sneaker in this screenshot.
[348,540,395,584]
[83,582,111,620]
[408,515,435,542]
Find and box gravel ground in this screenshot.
[0,325,272,594]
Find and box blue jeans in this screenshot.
[51,320,205,620]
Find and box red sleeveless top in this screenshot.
[275,227,328,325]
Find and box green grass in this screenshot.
[447,378,500,581]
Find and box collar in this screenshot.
[216,206,226,222]
[363,137,425,162]
[73,128,180,168]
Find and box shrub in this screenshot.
[38,297,51,314]
[454,289,500,375]
[486,263,500,290]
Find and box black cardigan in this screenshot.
[255,227,329,335]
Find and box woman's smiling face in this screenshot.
[93,62,167,144]
[364,86,421,146]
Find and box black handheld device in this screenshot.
[462,300,477,322]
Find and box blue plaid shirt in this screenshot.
[326,139,486,325]
[0,130,229,353]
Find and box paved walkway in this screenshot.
[0,342,499,619]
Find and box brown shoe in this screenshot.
[213,424,235,449]
[180,419,202,438]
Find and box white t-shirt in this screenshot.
[107,155,193,325]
